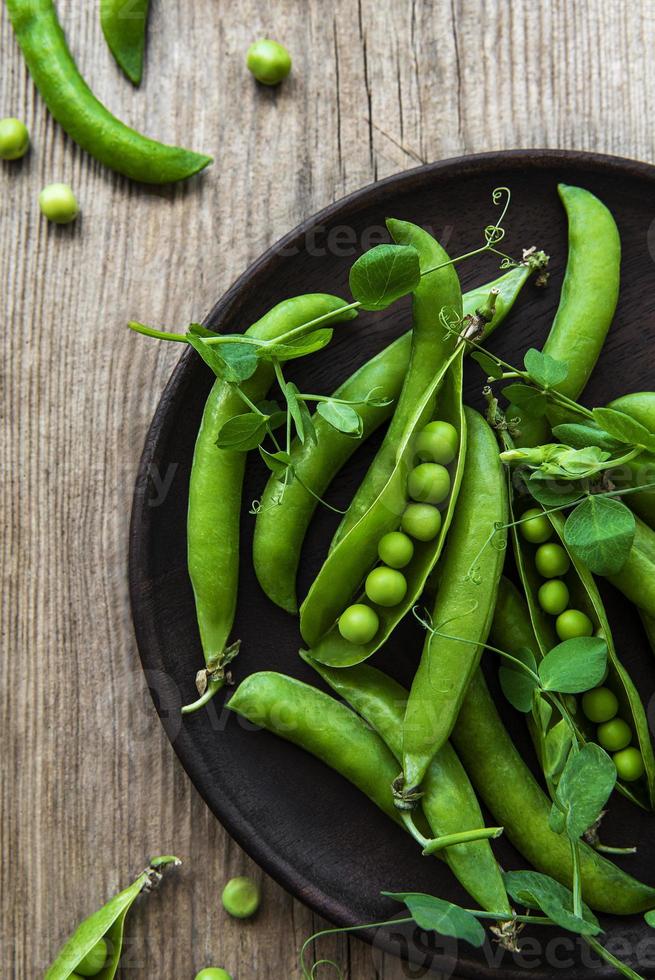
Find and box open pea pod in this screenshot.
[510,494,655,810]
[45,856,180,980]
[302,346,466,667]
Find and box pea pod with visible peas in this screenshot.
[300,345,466,663]
[606,391,655,529]
[6,0,211,183]
[100,0,150,86]
[254,261,545,614]
[45,856,180,979]
[185,295,357,713]
[509,501,655,808]
[451,670,655,914]
[301,653,511,916]
[330,219,463,548]
[399,407,508,800]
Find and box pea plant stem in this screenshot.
[584,936,645,980]
[570,840,583,920]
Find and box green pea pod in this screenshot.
[640,609,655,658]
[330,220,463,547]
[185,295,357,713]
[543,184,621,401]
[45,856,180,979]
[452,670,655,914]
[228,672,404,824]
[254,263,543,614]
[401,407,508,796]
[301,653,511,916]
[6,0,211,183]
[300,346,466,661]
[509,499,655,809]
[607,392,655,528]
[100,0,150,86]
[605,513,655,619]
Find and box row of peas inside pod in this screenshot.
[519,508,645,783]
[338,419,459,645]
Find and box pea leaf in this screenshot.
[256,400,287,430]
[551,743,617,840]
[526,474,586,509]
[563,497,635,575]
[540,446,611,479]
[502,384,548,417]
[216,413,268,451]
[544,719,574,782]
[262,328,334,362]
[382,892,485,948]
[535,693,553,733]
[284,382,305,444]
[552,424,621,452]
[592,407,655,453]
[259,447,293,478]
[524,349,569,388]
[298,399,317,445]
[349,243,421,311]
[472,350,504,380]
[645,910,655,929]
[188,322,221,338]
[317,400,363,437]
[538,636,608,693]
[499,646,539,713]
[503,871,601,936]
[187,334,258,383]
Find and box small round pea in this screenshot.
[535,542,570,579]
[519,507,553,544]
[221,876,261,919]
[76,937,108,976]
[401,503,442,542]
[407,463,450,505]
[378,531,414,569]
[39,182,79,224]
[195,970,232,980]
[0,117,29,160]
[538,579,570,616]
[613,746,645,782]
[415,420,458,465]
[365,566,407,607]
[246,39,292,85]
[555,608,594,641]
[598,718,632,752]
[582,687,618,723]
[338,604,379,644]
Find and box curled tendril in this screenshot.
[484,186,511,247]
[309,959,344,979]
[249,499,262,514]
[439,305,464,338]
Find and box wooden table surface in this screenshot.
[2,2,655,977]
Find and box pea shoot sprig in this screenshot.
[130,188,537,512]
[448,323,655,575]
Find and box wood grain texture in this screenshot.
[1,1,655,977]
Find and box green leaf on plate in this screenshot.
[592,407,655,453]
[524,348,569,388]
[501,383,549,417]
[563,496,635,575]
[316,400,363,437]
[538,636,608,693]
[551,742,617,841]
[263,328,334,362]
[349,243,421,311]
[216,413,268,451]
[382,892,486,948]
[503,871,601,936]
[526,475,586,509]
[499,646,539,713]
[259,447,293,478]
[472,350,504,380]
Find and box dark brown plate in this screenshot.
[130,150,655,978]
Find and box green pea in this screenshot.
[613,746,645,782]
[39,183,79,224]
[401,503,442,542]
[76,937,108,976]
[538,579,570,616]
[246,39,292,85]
[0,117,30,160]
[582,687,618,723]
[407,462,450,504]
[415,420,458,465]
[378,531,414,569]
[598,717,632,752]
[195,970,232,980]
[365,566,407,607]
[535,542,570,579]
[338,603,379,644]
[555,608,594,640]
[519,507,553,544]
[221,876,261,919]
